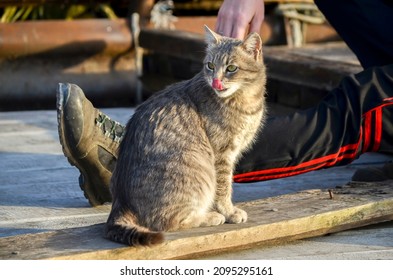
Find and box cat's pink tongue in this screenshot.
[212,78,224,91]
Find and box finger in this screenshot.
[216,19,234,38]
[231,24,247,40]
[249,15,264,34]
[214,15,223,33]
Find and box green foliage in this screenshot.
[0,4,118,23]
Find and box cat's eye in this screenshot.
[206,62,215,70]
[226,65,238,73]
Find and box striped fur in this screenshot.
[105,26,267,246]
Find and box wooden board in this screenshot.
[1,181,393,260]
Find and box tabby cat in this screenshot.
[105,26,267,246]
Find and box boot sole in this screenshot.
[56,83,105,206]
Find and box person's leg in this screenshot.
[314,0,393,69]
[234,64,393,182]
[234,0,393,183]
[316,0,393,181]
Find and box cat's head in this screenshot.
[203,25,264,98]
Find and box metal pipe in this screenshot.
[0,18,132,58]
[0,19,137,111]
[0,0,130,7]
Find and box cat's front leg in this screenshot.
[214,162,247,224]
[227,206,248,223]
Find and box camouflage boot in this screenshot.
[57,83,125,206]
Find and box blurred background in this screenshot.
[0,1,347,111]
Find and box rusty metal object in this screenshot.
[140,28,205,62]
[0,18,132,57]
[0,0,130,7]
[305,22,340,43]
[0,19,137,111]
[129,0,155,26]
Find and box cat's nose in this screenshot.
[212,78,224,91]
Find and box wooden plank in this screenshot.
[1,181,393,260]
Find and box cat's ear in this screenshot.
[241,32,263,61]
[204,25,222,45]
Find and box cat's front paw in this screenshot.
[226,207,247,224]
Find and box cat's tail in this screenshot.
[105,223,164,246]
[105,224,164,246]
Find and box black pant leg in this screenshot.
[234,64,393,182]
[314,0,393,68]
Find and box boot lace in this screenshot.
[95,113,125,143]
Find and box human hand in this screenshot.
[215,0,265,39]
